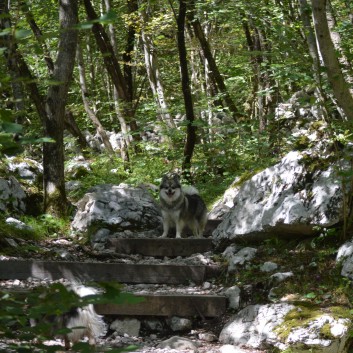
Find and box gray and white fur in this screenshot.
[32,283,106,349]
[159,173,208,238]
[62,284,106,349]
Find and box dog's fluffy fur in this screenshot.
[159,173,208,238]
[32,284,106,349]
[62,284,106,348]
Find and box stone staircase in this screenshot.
[0,220,227,320]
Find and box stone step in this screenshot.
[2,285,227,318]
[95,293,226,317]
[0,260,220,285]
[108,238,214,257]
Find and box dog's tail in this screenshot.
[182,185,199,195]
[67,284,107,345]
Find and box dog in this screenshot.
[159,173,208,238]
[31,283,106,350]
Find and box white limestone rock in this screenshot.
[260,261,278,272]
[157,336,199,351]
[219,303,294,349]
[0,176,26,213]
[219,304,352,353]
[224,286,241,310]
[71,183,162,241]
[213,151,345,243]
[168,316,192,332]
[110,318,141,337]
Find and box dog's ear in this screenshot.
[172,173,181,182]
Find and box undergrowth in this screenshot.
[225,232,353,308]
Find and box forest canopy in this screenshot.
[0,0,353,216]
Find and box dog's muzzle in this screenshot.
[166,189,175,197]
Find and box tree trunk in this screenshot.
[299,0,330,119]
[21,2,54,75]
[140,3,175,128]
[23,4,90,154]
[76,42,114,154]
[104,0,130,163]
[326,1,353,86]
[43,0,78,216]
[188,5,241,122]
[64,110,90,151]
[177,0,196,173]
[311,0,353,123]
[83,0,140,142]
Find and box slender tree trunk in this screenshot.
[1,0,77,216]
[326,1,353,86]
[23,3,89,153]
[43,0,78,215]
[104,0,130,162]
[21,2,54,75]
[188,4,241,122]
[83,0,140,143]
[64,110,89,151]
[298,0,331,121]
[140,3,175,128]
[76,42,114,154]
[311,0,353,123]
[177,0,196,173]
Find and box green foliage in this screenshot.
[0,215,72,255]
[25,214,71,238]
[226,233,353,307]
[0,282,141,352]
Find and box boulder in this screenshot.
[209,178,240,220]
[157,336,199,351]
[65,156,92,179]
[168,316,192,332]
[71,183,162,242]
[213,151,345,244]
[220,303,295,349]
[6,157,43,185]
[224,285,241,310]
[219,304,352,353]
[110,318,141,337]
[336,241,353,280]
[0,176,26,213]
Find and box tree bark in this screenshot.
[76,42,114,154]
[311,0,353,123]
[64,110,90,151]
[104,0,130,163]
[140,2,175,128]
[177,0,196,173]
[43,0,78,215]
[188,4,241,122]
[22,4,89,153]
[83,0,140,142]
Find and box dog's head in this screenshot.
[160,173,182,202]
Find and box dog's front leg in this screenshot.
[160,212,169,238]
[175,219,183,238]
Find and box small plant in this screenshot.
[0,282,142,353]
[23,214,71,238]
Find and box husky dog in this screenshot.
[32,283,106,349]
[61,284,106,349]
[159,173,208,238]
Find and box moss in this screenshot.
[275,305,352,342]
[233,169,263,188]
[294,135,310,151]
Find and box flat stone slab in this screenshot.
[108,238,214,257]
[0,260,219,285]
[95,293,226,317]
